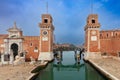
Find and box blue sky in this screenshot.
[0,0,120,45]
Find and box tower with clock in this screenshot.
[38,14,54,61]
[84,14,101,54]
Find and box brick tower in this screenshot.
[84,14,100,58]
[38,14,54,61]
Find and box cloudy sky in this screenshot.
[0,0,120,45]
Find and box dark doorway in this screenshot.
[11,43,18,59]
[119,52,120,57]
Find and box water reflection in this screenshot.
[53,62,84,71]
[35,63,53,80]
[85,63,107,80]
[34,51,107,80]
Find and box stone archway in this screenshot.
[11,43,18,59]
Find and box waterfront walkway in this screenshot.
[0,62,38,80]
[90,57,120,80]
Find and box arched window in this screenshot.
[34,47,38,52]
[30,43,33,47]
[107,33,108,38]
[87,21,89,23]
[35,47,38,50]
[100,34,102,38]
[116,33,117,36]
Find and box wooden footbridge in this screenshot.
[53,44,85,63]
[53,44,85,55]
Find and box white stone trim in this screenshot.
[40,28,51,30]
[87,52,101,59]
[38,52,53,61]
[88,30,90,52]
[2,38,23,64]
[87,28,100,30]
[40,35,41,52]
[49,30,50,52]
[98,30,100,50]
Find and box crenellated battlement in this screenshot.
[100,30,120,39]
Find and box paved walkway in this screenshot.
[0,62,37,80]
[91,57,120,80]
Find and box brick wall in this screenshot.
[23,36,39,60]
[0,34,8,54]
[100,30,120,56]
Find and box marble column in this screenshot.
[9,50,14,64]
[1,54,4,64]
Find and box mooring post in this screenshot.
[74,49,77,54]
[60,50,63,61]
[79,50,82,60]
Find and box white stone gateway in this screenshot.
[1,22,24,64]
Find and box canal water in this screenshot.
[34,51,107,80]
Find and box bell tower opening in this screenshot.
[11,43,18,59]
[92,19,95,23]
[44,19,48,23]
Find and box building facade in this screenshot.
[0,14,54,64]
[84,14,120,58]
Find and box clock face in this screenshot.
[42,30,48,36]
[91,31,96,35]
